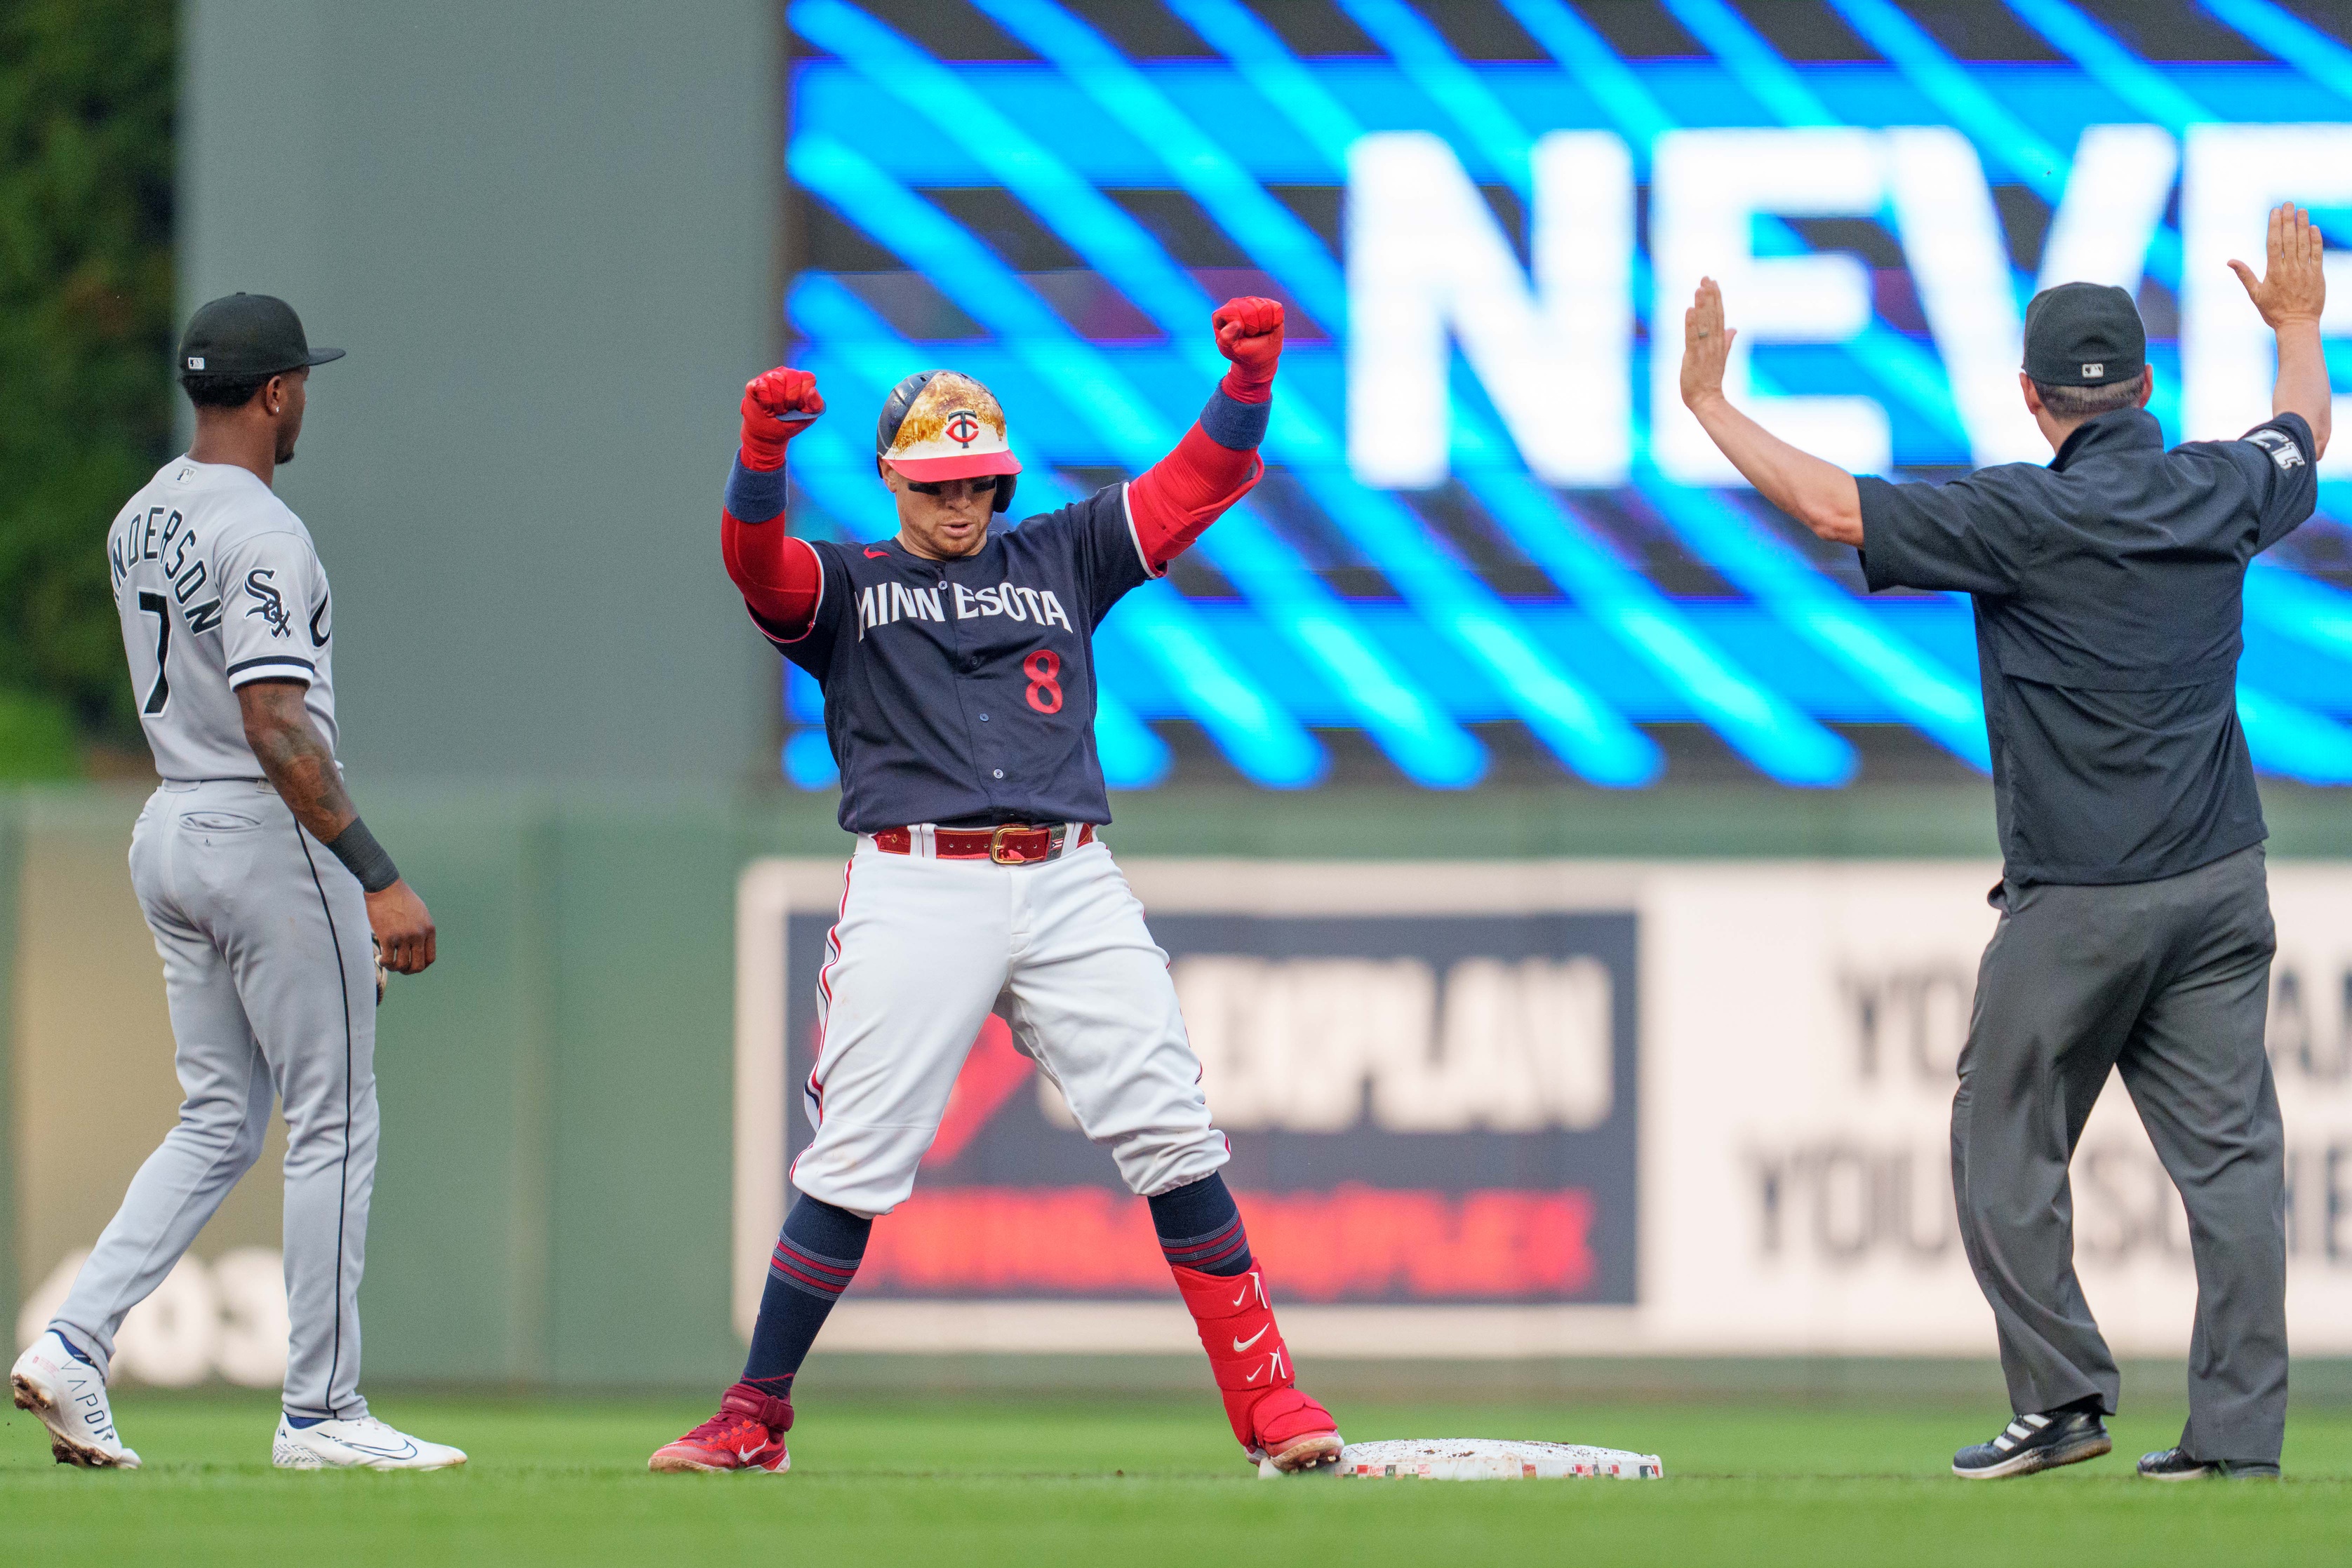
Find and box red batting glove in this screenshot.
[739,367,824,472]
[1212,296,1284,403]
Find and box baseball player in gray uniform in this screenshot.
[8,295,464,1471]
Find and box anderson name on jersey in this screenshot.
[107,457,338,780]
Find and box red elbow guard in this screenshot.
[722,509,822,637]
[1128,423,1263,574]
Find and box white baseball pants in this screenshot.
[791,835,1227,1218]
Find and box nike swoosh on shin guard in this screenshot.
[1172,1261,1310,1450]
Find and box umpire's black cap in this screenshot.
[177,293,345,379]
[2022,282,2145,387]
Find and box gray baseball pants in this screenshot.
[1953,843,2286,1465]
[51,779,379,1419]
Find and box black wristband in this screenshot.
[324,816,401,894]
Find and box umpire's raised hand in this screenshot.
[2230,201,2327,328]
[2231,202,2333,453]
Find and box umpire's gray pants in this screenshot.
[52,779,378,1419]
[1953,843,2285,1465]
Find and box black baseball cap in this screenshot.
[2022,282,2144,387]
[177,293,344,379]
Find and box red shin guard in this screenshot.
[1170,1264,1336,1458]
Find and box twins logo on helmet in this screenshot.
[875,370,1022,513]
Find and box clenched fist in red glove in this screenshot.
[1212,297,1284,402]
[740,367,824,472]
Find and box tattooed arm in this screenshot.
[238,679,436,973]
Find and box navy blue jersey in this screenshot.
[1859,409,2317,887]
[759,483,1152,833]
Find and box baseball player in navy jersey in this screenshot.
[649,297,1343,1477]
[9,295,464,1471]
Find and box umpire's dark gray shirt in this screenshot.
[1857,408,2318,887]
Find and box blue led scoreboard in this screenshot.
[780,0,2352,790]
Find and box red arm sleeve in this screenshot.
[1128,298,1281,574]
[722,508,824,638]
[1125,420,1264,576]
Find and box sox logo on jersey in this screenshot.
[244,569,293,639]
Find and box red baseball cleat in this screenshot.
[1245,1386,1344,1474]
[648,1383,794,1474]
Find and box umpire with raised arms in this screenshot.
[1678,204,2331,1481]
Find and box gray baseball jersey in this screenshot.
[55,455,380,1421]
[107,457,338,778]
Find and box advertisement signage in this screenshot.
[735,859,1639,1331]
[736,856,2352,1356]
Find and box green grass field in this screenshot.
[6,1390,2350,1566]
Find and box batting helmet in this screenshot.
[875,370,1021,514]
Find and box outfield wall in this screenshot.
[179,0,783,787]
[744,855,2352,1361]
[7,781,2352,1386]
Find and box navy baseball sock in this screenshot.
[1150,1173,1253,1277]
[741,1195,871,1400]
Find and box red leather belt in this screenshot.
[871,822,1095,865]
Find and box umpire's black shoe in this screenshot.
[1951,1409,2111,1480]
[2137,1447,2280,1481]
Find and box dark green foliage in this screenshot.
[0,0,175,760]
[0,690,76,777]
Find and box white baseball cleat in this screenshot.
[272,1413,467,1470]
[11,1329,140,1469]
